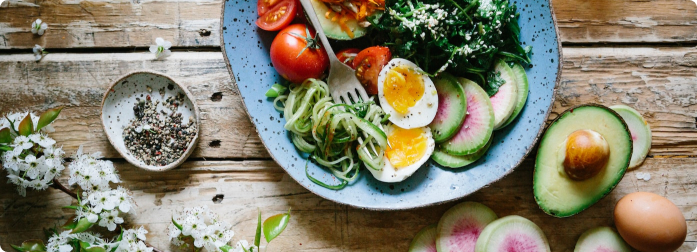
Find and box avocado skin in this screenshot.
[533,104,633,218]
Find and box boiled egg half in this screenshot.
[378,58,438,129]
[368,124,435,183]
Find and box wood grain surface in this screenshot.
[2,0,697,49]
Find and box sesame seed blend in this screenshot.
[123,90,197,166]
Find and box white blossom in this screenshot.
[169,205,236,251]
[46,231,105,252]
[31,19,48,35]
[149,37,172,60]
[99,209,124,231]
[69,145,121,192]
[33,44,47,61]
[232,240,257,252]
[1,130,64,197]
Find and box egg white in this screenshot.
[377,58,439,129]
[368,125,436,183]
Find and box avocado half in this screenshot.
[309,0,369,40]
[534,104,633,217]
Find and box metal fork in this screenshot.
[298,0,369,105]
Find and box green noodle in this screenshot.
[274,78,387,189]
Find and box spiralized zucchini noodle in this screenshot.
[274,78,388,189]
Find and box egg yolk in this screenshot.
[384,65,425,114]
[386,126,428,169]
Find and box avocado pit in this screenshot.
[562,129,610,181]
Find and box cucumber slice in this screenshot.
[475,215,551,252]
[440,78,495,156]
[500,63,529,128]
[409,224,438,252]
[490,60,519,130]
[429,73,467,143]
[574,227,631,252]
[432,138,492,168]
[610,105,651,169]
[309,0,368,40]
[436,202,498,252]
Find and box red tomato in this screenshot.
[270,24,329,83]
[256,0,297,31]
[336,48,360,69]
[353,46,391,95]
[257,0,282,16]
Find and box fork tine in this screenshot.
[341,94,352,105]
[331,90,343,104]
[356,87,370,102]
[348,91,360,104]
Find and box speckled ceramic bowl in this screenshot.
[101,71,200,172]
[221,0,561,210]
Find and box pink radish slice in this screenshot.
[475,215,550,252]
[429,73,467,143]
[409,224,438,252]
[440,78,494,156]
[490,60,519,130]
[574,227,630,252]
[436,202,498,252]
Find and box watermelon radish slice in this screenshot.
[430,73,467,143]
[440,78,495,156]
[490,60,519,130]
[436,201,498,252]
[409,224,438,252]
[574,226,631,252]
[500,63,529,129]
[610,105,651,169]
[432,138,492,168]
[475,215,550,252]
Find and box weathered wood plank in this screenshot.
[0,0,221,49]
[552,0,697,43]
[1,158,695,251]
[0,52,269,159]
[2,0,697,49]
[2,47,697,157]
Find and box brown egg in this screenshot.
[563,129,610,181]
[614,192,686,252]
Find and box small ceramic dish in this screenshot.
[101,71,200,172]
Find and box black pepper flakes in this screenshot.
[123,91,197,166]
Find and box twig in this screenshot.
[50,178,77,199]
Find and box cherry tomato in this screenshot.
[336,48,360,69]
[270,24,329,83]
[257,0,282,16]
[256,0,297,31]
[353,46,391,95]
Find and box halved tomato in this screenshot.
[257,0,283,16]
[256,0,297,31]
[336,48,360,69]
[354,46,391,95]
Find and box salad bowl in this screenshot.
[221,0,561,210]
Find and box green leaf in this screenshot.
[62,205,79,210]
[254,210,262,248]
[265,84,287,98]
[62,215,78,230]
[18,114,33,136]
[11,240,47,252]
[0,127,12,143]
[71,218,94,234]
[36,107,63,132]
[80,241,106,252]
[172,217,183,230]
[219,245,233,252]
[0,145,13,151]
[263,209,291,243]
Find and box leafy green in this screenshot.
[262,209,291,243]
[71,218,94,234]
[254,210,262,248]
[11,240,46,252]
[265,84,287,98]
[369,0,531,83]
[36,107,63,132]
[0,127,11,143]
[484,70,505,96]
[18,113,34,136]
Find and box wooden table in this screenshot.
[1,0,696,251]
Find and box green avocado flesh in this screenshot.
[310,0,368,40]
[534,105,632,217]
